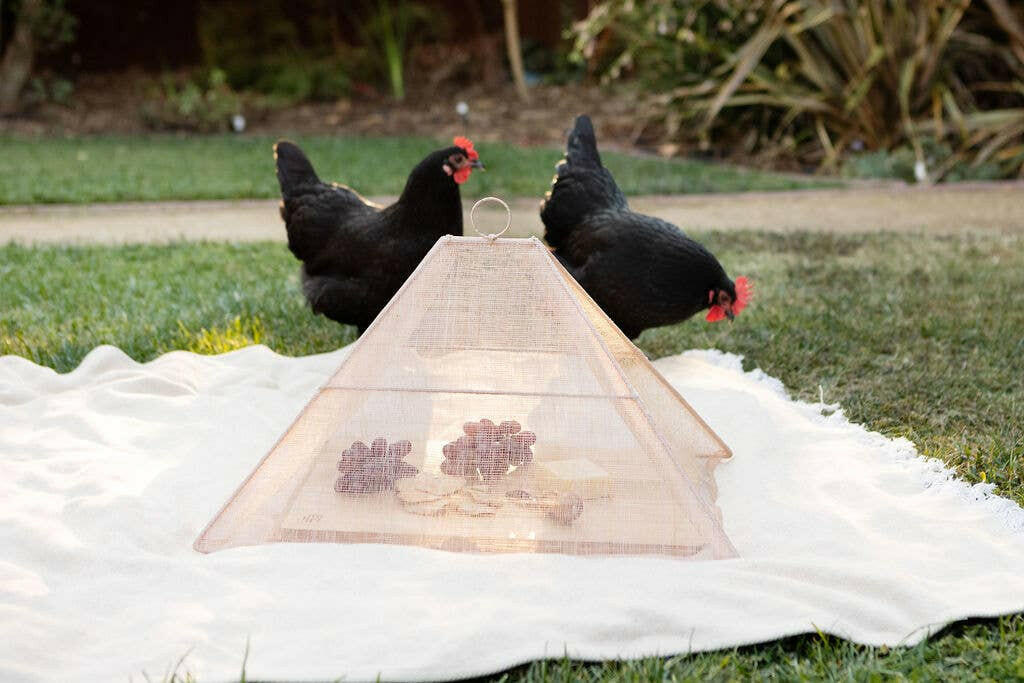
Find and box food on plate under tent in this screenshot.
[194,234,736,558]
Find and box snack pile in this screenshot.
[392,473,585,524]
[394,473,503,517]
[440,419,536,481]
[335,438,419,494]
[333,420,594,526]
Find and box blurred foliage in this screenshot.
[344,0,443,100]
[0,0,76,111]
[842,137,1004,182]
[249,56,351,103]
[140,69,245,133]
[573,0,1024,180]
[2,0,77,49]
[197,0,351,103]
[195,0,443,103]
[24,73,74,105]
[522,38,584,85]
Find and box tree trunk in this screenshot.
[500,0,530,102]
[0,0,42,115]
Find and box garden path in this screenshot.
[1,183,1021,245]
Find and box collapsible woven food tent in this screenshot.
[195,235,736,558]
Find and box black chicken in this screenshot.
[275,136,483,333]
[540,115,750,339]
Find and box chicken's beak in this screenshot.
[725,307,735,322]
[470,159,485,171]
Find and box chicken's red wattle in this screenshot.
[705,305,727,322]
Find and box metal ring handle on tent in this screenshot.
[470,196,512,240]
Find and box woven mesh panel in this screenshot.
[195,237,736,558]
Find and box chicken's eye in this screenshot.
[450,153,465,165]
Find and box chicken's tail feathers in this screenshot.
[274,140,320,199]
[565,114,602,169]
[541,115,627,248]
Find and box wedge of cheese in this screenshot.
[530,458,611,500]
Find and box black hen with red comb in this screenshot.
[275,137,482,334]
[540,115,750,339]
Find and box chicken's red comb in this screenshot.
[733,276,752,315]
[453,136,478,161]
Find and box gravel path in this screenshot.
[1,183,1021,245]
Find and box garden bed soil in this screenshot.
[0,71,650,151]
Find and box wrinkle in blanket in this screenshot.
[1,344,1023,682]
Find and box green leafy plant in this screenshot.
[251,57,350,103]
[522,38,584,85]
[140,69,244,133]
[196,1,300,91]
[843,138,1004,181]
[346,0,438,100]
[195,0,350,104]
[25,73,73,106]
[573,0,1024,179]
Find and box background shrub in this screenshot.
[140,69,245,133]
[574,0,1024,180]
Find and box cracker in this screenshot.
[402,499,453,516]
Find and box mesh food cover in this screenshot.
[195,236,736,559]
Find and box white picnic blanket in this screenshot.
[1,345,1022,682]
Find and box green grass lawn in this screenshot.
[2,230,1022,680]
[0,135,833,205]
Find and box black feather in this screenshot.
[565,114,603,169]
[274,141,320,199]
[274,141,472,332]
[540,116,737,339]
[541,115,627,250]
